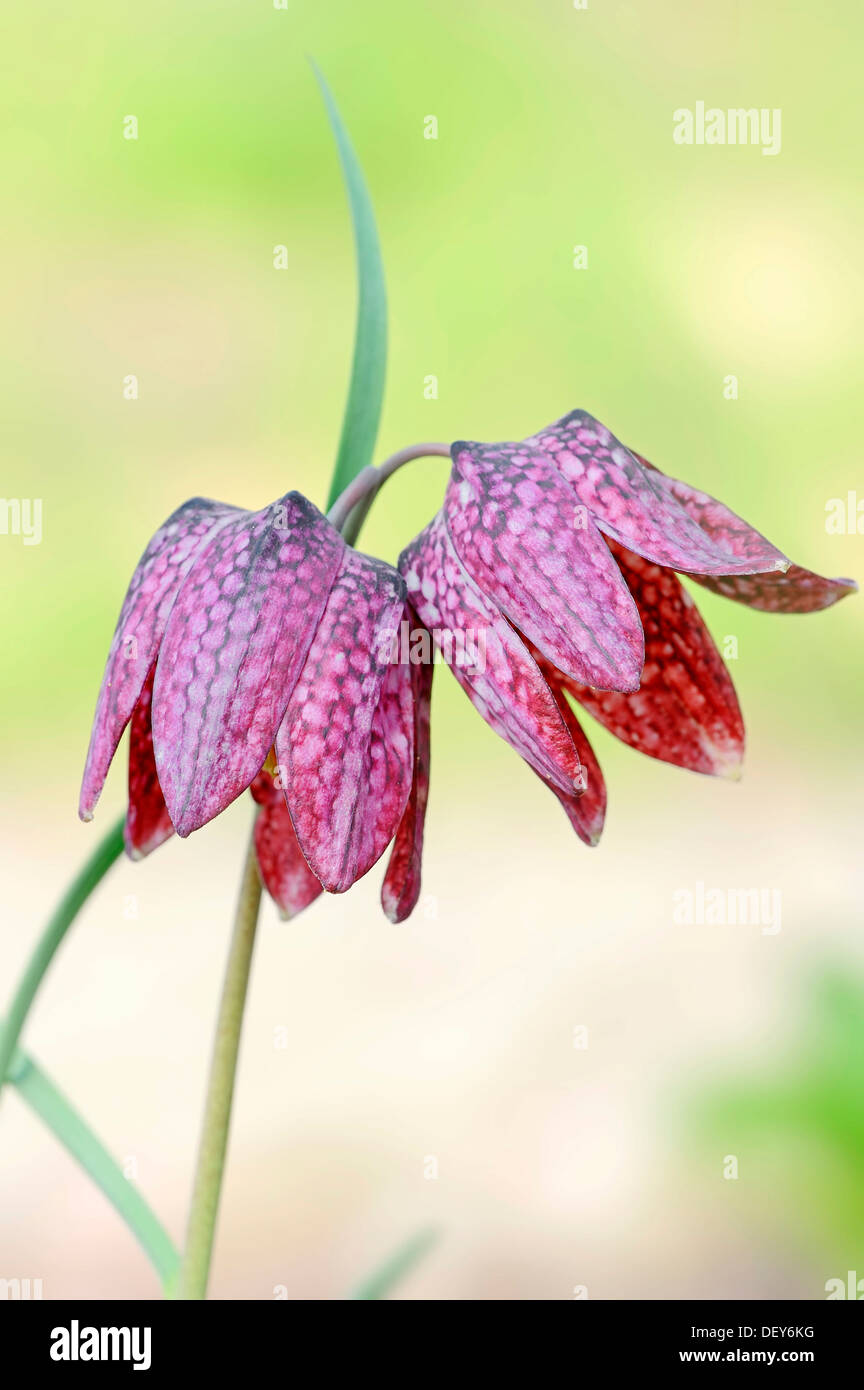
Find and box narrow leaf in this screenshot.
[0,815,125,1093]
[349,1226,438,1300]
[7,1040,180,1289]
[313,61,388,510]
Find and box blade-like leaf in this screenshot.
[349,1227,438,1300]
[6,1039,180,1289]
[313,62,388,510]
[0,815,126,1093]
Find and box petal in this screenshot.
[357,651,416,883]
[124,665,175,859]
[79,497,237,820]
[250,771,323,919]
[153,493,344,837]
[531,657,607,846]
[556,540,745,777]
[445,441,644,691]
[382,618,433,923]
[528,410,789,576]
[633,451,857,613]
[400,513,583,796]
[693,564,857,613]
[276,550,410,893]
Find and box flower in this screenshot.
[399,408,856,842]
[80,492,431,920]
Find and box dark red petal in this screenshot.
[152,493,344,837]
[633,451,857,613]
[277,550,411,893]
[445,441,644,691]
[400,513,583,796]
[529,410,788,577]
[251,772,323,919]
[79,497,237,820]
[382,619,433,923]
[556,540,745,777]
[693,564,857,613]
[532,658,606,846]
[124,665,174,859]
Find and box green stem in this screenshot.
[177,829,263,1299]
[0,814,125,1092]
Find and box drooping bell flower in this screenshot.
[79,492,432,920]
[399,408,855,843]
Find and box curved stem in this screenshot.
[326,442,451,538]
[0,814,126,1093]
[177,828,263,1300]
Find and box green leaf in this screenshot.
[349,1226,438,1300]
[7,1039,180,1289]
[313,61,388,511]
[0,815,126,1093]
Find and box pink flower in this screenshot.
[399,409,855,844]
[80,493,431,920]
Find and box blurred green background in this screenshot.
[1,0,861,1299]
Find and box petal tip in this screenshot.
[382,897,412,924]
[711,745,745,781]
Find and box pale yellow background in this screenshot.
[1,1,862,1299]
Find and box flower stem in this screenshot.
[176,827,263,1300]
[0,814,126,1095]
[326,442,451,541]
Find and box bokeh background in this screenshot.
[2,0,862,1300]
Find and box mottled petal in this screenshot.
[532,657,606,846]
[382,618,433,923]
[251,771,323,919]
[445,442,644,691]
[693,564,857,613]
[276,550,410,893]
[124,665,175,859]
[528,410,789,576]
[79,497,237,820]
[153,493,344,837]
[357,652,416,884]
[633,451,857,613]
[556,540,745,777]
[400,513,583,796]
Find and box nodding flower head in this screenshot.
[79,492,432,921]
[399,408,856,846]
